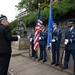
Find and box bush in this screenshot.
[11,27,17,35]
[9,20,18,30]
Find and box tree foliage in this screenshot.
[10,0,75,34]
[52,0,75,20]
[9,20,18,34]
[15,0,50,12]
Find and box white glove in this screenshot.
[30,38,32,42]
[64,42,68,45]
[39,37,41,40]
[17,35,20,40]
[50,43,52,46]
[64,39,69,45]
[50,43,52,47]
[52,39,55,42]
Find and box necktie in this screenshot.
[53,28,55,32]
[68,28,71,31]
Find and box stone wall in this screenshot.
[12,20,75,50]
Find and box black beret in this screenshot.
[41,24,46,27]
[41,24,45,27]
[32,28,35,30]
[67,19,74,24]
[0,14,7,22]
[53,21,58,25]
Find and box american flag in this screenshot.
[34,8,42,50]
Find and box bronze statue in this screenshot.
[16,20,27,38]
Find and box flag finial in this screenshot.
[38,3,40,8]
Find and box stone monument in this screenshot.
[14,20,30,50]
[16,20,27,38]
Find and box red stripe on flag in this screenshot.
[34,19,42,50]
[34,12,42,50]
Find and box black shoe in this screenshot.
[55,63,59,66]
[31,56,34,57]
[34,57,38,59]
[51,62,55,65]
[62,66,68,69]
[43,60,47,63]
[64,67,68,69]
[38,58,42,61]
[73,72,75,75]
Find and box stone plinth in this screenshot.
[12,38,30,50]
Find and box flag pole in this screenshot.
[37,3,40,50]
[38,3,40,8]
[46,0,53,49]
[34,3,42,51]
[47,0,53,61]
[49,0,52,62]
[50,0,53,62]
[34,3,40,57]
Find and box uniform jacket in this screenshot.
[30,32,34,44]
[52,28,62,42]
[65,27,75,50]
[39,29,47,45]
[0,24,18,53]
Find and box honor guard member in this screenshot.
[38,25,47,62]
[0,14,20,75]
[64,20,75,74]
[30,28,38,59]
[51,22,62,66]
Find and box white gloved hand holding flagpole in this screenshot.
[64,39,69,45]
[17,35,20,40]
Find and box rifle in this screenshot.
[59,45,65,68]
[29,43,32,57]
[46,45,52,61]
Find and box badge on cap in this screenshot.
[67,19,74,24]
[0,14,7,21]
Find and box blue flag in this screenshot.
[47,4,53,49]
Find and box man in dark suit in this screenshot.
[38,25,47,62]
[51,22,62,66]
[0,14,20,75]
[63,20,75,74]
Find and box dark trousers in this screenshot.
[39,44,47,60]
[64,50,75,72]
[0,53,11,75]
[31,44,37,57]
[52,41,60,64]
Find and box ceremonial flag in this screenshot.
[34,8,42,50]
[47,4,53,49]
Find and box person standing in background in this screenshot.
[0,14,20,75]
[51,22,62,66]
[38,25,47,62]
[30,28,38,59]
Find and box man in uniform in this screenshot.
[38,25,47,62]
[64,20,75,74]
[51,22,62,66]
[30,28,38,59]
[0,14,20,75]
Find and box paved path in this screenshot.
[8,51,74,75]
[7,72,11,75]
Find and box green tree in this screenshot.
[15,0,49,12]
[10,0,75,35]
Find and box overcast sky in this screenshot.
[0,0,21,22]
